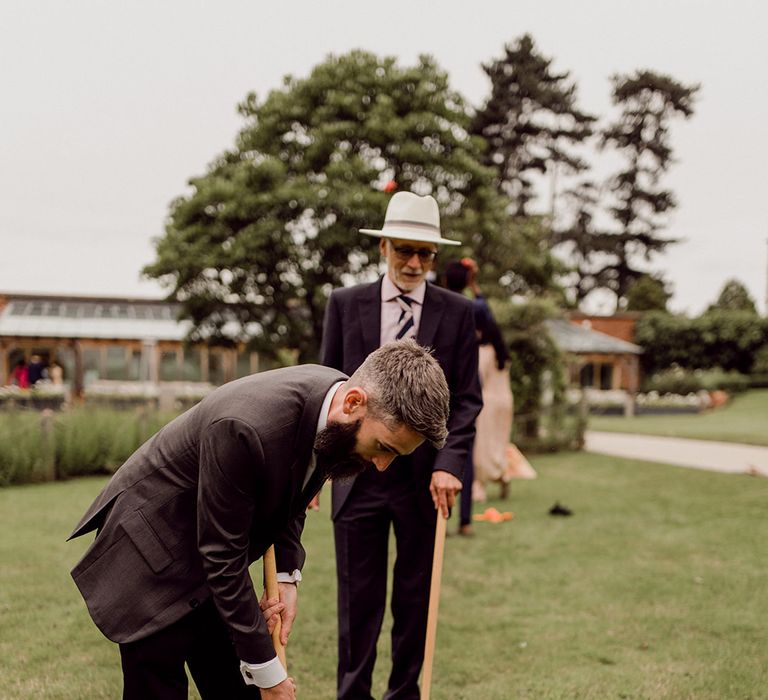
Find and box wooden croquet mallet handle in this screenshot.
[422,511,448,700]
[263,545,287,670]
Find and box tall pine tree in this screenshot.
[471,34,596,217]
[550,179,616,305]
[599,70,698,308]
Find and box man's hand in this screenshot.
[307,490,321,511]
[260,582,298,647]
[429,470,462,519]
[261,677,296,699]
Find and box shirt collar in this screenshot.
[316,381,345,437]
[381,274,426,305]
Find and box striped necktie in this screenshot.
[395,295,415,340]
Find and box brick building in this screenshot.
[546,318,642,392]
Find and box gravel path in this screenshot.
[584,431,768,477]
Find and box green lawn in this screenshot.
[589,389,768,446]
[2,453,767,699]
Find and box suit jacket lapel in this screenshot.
[287,375,342,515]
[357,278,382,354]
[416,282,446,347]
[299,462,327,505]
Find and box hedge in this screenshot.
[636,311,768,375]
[0,407,180,486]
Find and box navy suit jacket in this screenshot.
[320,278,483,520]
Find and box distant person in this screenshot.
[10,358,30,388]
[27,354,47,385]
[444,258,513,505]
[69,341,449,700]
[49,360,64,385]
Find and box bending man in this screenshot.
[69,339,450,700]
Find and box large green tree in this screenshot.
[471,34,596,217]
[144,51,556,361]
[598,70,698,308]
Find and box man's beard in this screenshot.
[313,418,371,481]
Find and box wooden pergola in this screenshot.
[0,292,263,398]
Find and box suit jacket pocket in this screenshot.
[122,509,173,574]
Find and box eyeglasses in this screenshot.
[390,245,438,263]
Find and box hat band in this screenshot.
[382,219,440,234]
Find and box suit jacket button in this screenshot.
[189,598,199,608]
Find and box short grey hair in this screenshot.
[347,339,450,449]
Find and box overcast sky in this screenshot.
[2,0,766,315]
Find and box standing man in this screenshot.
[321,191,483,699]
[69,340,450,700]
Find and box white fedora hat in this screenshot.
[360,192,461,246]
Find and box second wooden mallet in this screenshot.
[421,510,448,700]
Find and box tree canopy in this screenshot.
[707,278,758,314]
[144,50,558,361]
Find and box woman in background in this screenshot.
[10,358,30,388]
[443,259,512,533]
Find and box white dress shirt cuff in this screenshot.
[276,569,302,585]
[240,657,287,688]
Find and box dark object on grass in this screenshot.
[549,502,573,516]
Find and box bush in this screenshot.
[494,298,567,441]
[0,386,66,411]
[643,367,750,395]
[56,407,178,478]
[635,391,707,412]
[752,344,768,374]
[0,406,181,486]
[56,409,133,477]
[636,311,768,375]
[643,368,701,395]
[749,374,768,389]
[697,369,750,393]
[84,395,159,410]
[0,412,51,485]
[513,400,586,453]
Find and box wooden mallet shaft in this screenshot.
[422,511,448,700]
[263,545,287,670]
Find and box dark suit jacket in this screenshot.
[69,364,346,663]
[320,278,482,520]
